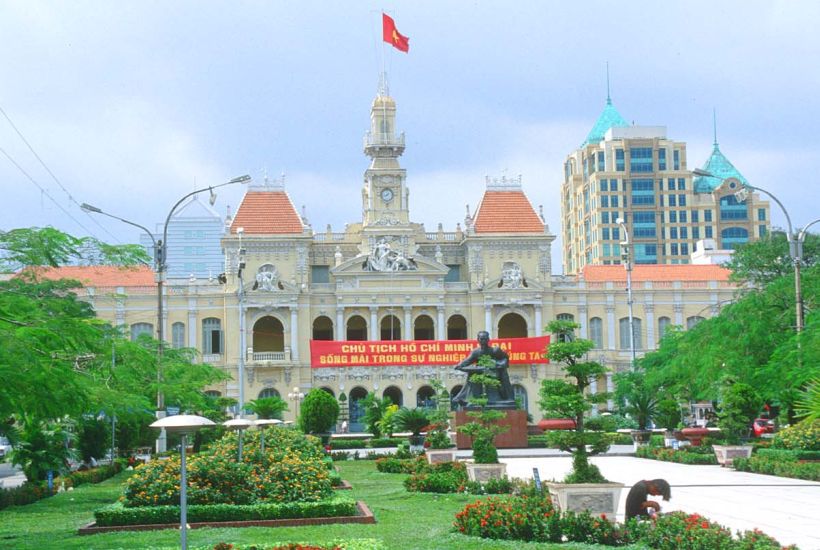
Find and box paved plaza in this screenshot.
[499,450,820,550]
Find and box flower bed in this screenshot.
[636,445,718,465]
[403,462,468,494]
[0,461,124,510]
[454,498,797,549]
[94,493,358,526]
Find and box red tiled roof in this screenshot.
[473,190,544,233]
[230,191,304,234]
[582,264,732,282]
[26,265,155,287]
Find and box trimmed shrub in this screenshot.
[328,439,367,450]
[639,511,796,549]
[299,389,340,434]
[368,437,405,448]
[636,445,718,465]
[453,495,562,542]
[733,455,820,481]
[374,456,424,474]
[95,494,357,526]
[464,476,514,495]
[561,511,640,546]
[772,419,820,451]
[756,448,820,461]
[0,481,51,510]
[403,461,468,494]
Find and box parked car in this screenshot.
[752,417,774,437]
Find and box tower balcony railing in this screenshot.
[363,132,406,148]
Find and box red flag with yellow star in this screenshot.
[382,13,409,53]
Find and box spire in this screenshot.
[606,61,612,105]
[712,108,718,148]
[378,71,390,97]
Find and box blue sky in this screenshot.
[2,1,818,271]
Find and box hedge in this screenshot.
[328,439,369,450]
[635,445,718,465]
[368,437,405,448]
[756,448,820,461]
[94,493,358,526]
[733,455,820,481]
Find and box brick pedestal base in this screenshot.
[455,409,528,449]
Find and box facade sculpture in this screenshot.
[364,237,417,272]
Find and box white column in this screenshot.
[336,308,344,341]
[437,306,445,340]
[370,307,378,341]
[605,305,616,350]
[188,309,198,350]
[484,305,492,335]
[290,306,299,361]
[579,305,588,339]
[404,306,412,340]
[606,372,614,410]
[645,304,656,350]
[534,304,543,337]
[674,302,684,326]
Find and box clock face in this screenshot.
[381,188,394,202]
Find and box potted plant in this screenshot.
[540,320,623,515]
[392,407,430,452]
[614,369,659,447]
[457,355,510,481]
[713,381,763,466]
[424,380,456,464]
[298,388,339,445]
[246,396,288,420]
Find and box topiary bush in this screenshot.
[299,389,340,434]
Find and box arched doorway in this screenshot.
[313,316,334,340]
[253,316,284,352]
[447,314,468,340]
[380,314,401,340]
[414,315,435,340]
[498,312,527,338]
[416,385,435,409]
[349,386,368,432]
[346,315,367,341]
[513,384,528,413]
[383,385,403,407]
[258,388,280,399]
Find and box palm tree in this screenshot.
[247,396,288,420]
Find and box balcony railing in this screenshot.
[202,353,222,363]
[247,348,291,363]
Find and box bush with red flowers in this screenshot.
[561,510,642,546]
[453,495,562,542]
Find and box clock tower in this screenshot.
[362,74,409,228]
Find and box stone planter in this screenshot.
[409,435,425,453]
[465,462,507,483]
[546,482,625,516]
[630,429,652,447]
[681,427,710,446]
[537,418,576,431]
[426,449,456,465]
[713,445,753,467]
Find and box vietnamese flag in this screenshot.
[382,13,409,53]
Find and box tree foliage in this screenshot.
[247,396,289,420]
[726,230,819,287]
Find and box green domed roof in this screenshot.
[693,143,749,193]
[582,99,629,147]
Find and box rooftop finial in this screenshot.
[712,108,719,149]
[378,71,390,97]
[606,61,612,105]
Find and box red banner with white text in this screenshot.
[310,336,549,368]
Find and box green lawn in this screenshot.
[0,461,644,549]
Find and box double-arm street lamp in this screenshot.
[692,169,816,334]
[616,217,637,366]
[82,174,250,451]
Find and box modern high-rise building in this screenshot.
[561,96,770,274]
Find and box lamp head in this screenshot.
[692,168,714,178]
[615,217,625,225]
[209,188,217,206]
[734,188,749,203]
[81,202,102,214]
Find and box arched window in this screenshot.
[589,317,603,348]
[202,318,223,354]
[320,387,335,398]
[447,315,468,340]
[686,316,705,329]
[721,227,749,249]
[312,316,334,340]
[658,316,672,339]
[130,322,153,342]
[258,388,280,399]
[555,313,576,342]
[619,317,642,350]
[416,386,435,409]
[414,315,435,340]
[380,315,401,340]
[253,316,284,352]
[513,384,528,413]
[498,312,527,338]
[346,315,367,341]
[204,390,221,398]
[171,322,185,348]
[383,386,403,407]
[349,387,368,432]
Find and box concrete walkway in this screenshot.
[503,454,820,550]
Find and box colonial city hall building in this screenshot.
[45,85,761,430]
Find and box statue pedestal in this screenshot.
[455,409,528,449]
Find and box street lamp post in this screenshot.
[82,174,250,452]
[223,417,253,461]
[150,414,214,550]
[288,387,305,421]
[692,169,809,334]
[616,217,637,366]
